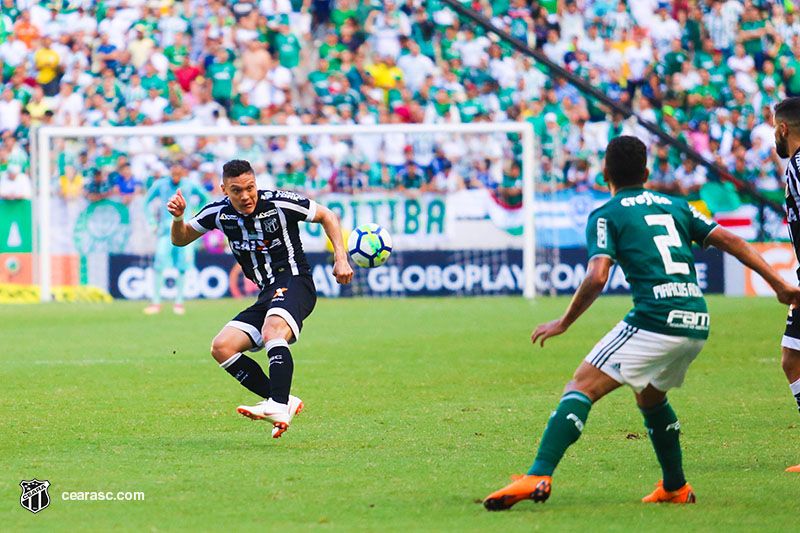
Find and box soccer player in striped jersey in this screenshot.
[166,159,353,438]
[483,136,800,510]
[773,97,800,471]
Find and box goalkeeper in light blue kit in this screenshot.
[483,136,800,510]
[143,162,210,314]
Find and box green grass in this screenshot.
[1,295,797,531]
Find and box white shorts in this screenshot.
[584,321,706,393]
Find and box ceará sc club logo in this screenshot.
[20,479,50,514]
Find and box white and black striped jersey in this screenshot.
[786,148,800,268]
[188,190,317,287]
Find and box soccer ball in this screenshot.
[347,223,392,268]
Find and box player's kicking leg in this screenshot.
[212,323,305,435]
[237,275,316,437]
[237,315,300,438]
[211,326,273,400]
[483,362,620,511]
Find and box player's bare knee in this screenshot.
[567,362,620,402]
[262,316,293,343]
[635,385,667,409]
[210,334,232,363]
[782,347,800,379]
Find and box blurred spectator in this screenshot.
[85,168,114,203]
[674,157,708,198]
[0,165,31,200]
[111,163,140,205]
[0,87,22,131]
[59,165,84,201]
[648,157,681,196]
[34,35,61,96]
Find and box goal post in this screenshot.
[33,122,537,302]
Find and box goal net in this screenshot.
[26,122,564,302]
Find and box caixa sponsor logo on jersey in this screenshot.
[230,238,282,252]
[666,310,710,330]
[116,266,229,299]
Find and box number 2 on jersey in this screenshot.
[644,214,690,275]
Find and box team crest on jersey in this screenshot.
[264,218,280,233]
[20,479,51,514]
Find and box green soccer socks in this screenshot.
[641,399,685,491]
[528,391,593,476]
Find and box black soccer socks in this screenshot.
[220,352,271,399]
[266,338,294,405]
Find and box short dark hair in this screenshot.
[222,159,254,179]
[604,136,648,188]
[774,97,800,124]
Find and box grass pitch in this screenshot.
[1,295,798,531]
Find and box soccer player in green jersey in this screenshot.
[484,136,800,510]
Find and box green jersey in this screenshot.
[740,19,765,56]
[275,33,301,69]
[208,61,235,100]
[585,187,718,339]
[457,98,485,122]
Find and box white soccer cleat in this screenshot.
[237,395,304,438]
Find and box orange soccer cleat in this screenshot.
[641,480,696,503]
[785,464,800,472]
[483,474,552,511]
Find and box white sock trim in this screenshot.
[790,377,800,396]
[265,338,289,352]
[219,352,242,369]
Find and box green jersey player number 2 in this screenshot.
[586,189,716,339]
[483,136,800,512]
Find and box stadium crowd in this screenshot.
[0,0,793,210]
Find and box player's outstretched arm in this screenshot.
[312,204,353,285]
[167,188,203,247]
[705,226,800,306]
[532,256,613,347]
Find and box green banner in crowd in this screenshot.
[0,199,32,253]
[74,199,130,254]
